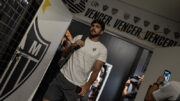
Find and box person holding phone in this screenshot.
[145,70,180,101]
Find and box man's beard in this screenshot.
[90,30,101,38]
[90,33,101,38]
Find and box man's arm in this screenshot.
[144,84,159,101]
[122,79,131,97]
[78,60,104,96]
[63,43,76,57]
[63,40,84,57]
[144,76,164,101]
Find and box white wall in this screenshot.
[119,0,180,23]
[135,47,180,101]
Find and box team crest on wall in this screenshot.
[0,18,50,100]
[62,0,88,13]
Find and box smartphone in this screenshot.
[163,70,171,84]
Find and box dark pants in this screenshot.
[43,72,79,101]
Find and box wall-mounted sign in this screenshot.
[63,0,180,47]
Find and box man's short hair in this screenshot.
[91,19,105,31]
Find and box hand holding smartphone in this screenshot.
[163,70,171,84]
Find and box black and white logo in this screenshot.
[62,0,88,14]
[164,28,171,35]
[91,1,99,7]
[174,32,180,39]
[102,5,109,11]
[153,24,160,31]
[133,16,141,23]
[93,48,96,52]
[124,13,130,20]
[111,8,118,15]
[0,18,50,100]
[144,20,150,27]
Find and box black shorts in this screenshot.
[43,72,78,101]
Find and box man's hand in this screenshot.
[74,40,85,47]
[77,60,104,96]
[63,39,84,57]
[78,84,90,96]
[125,79,131,86]
[156,75,164,85]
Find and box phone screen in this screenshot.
[163,70,171,84]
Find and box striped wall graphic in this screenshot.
[62,0,88,13]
